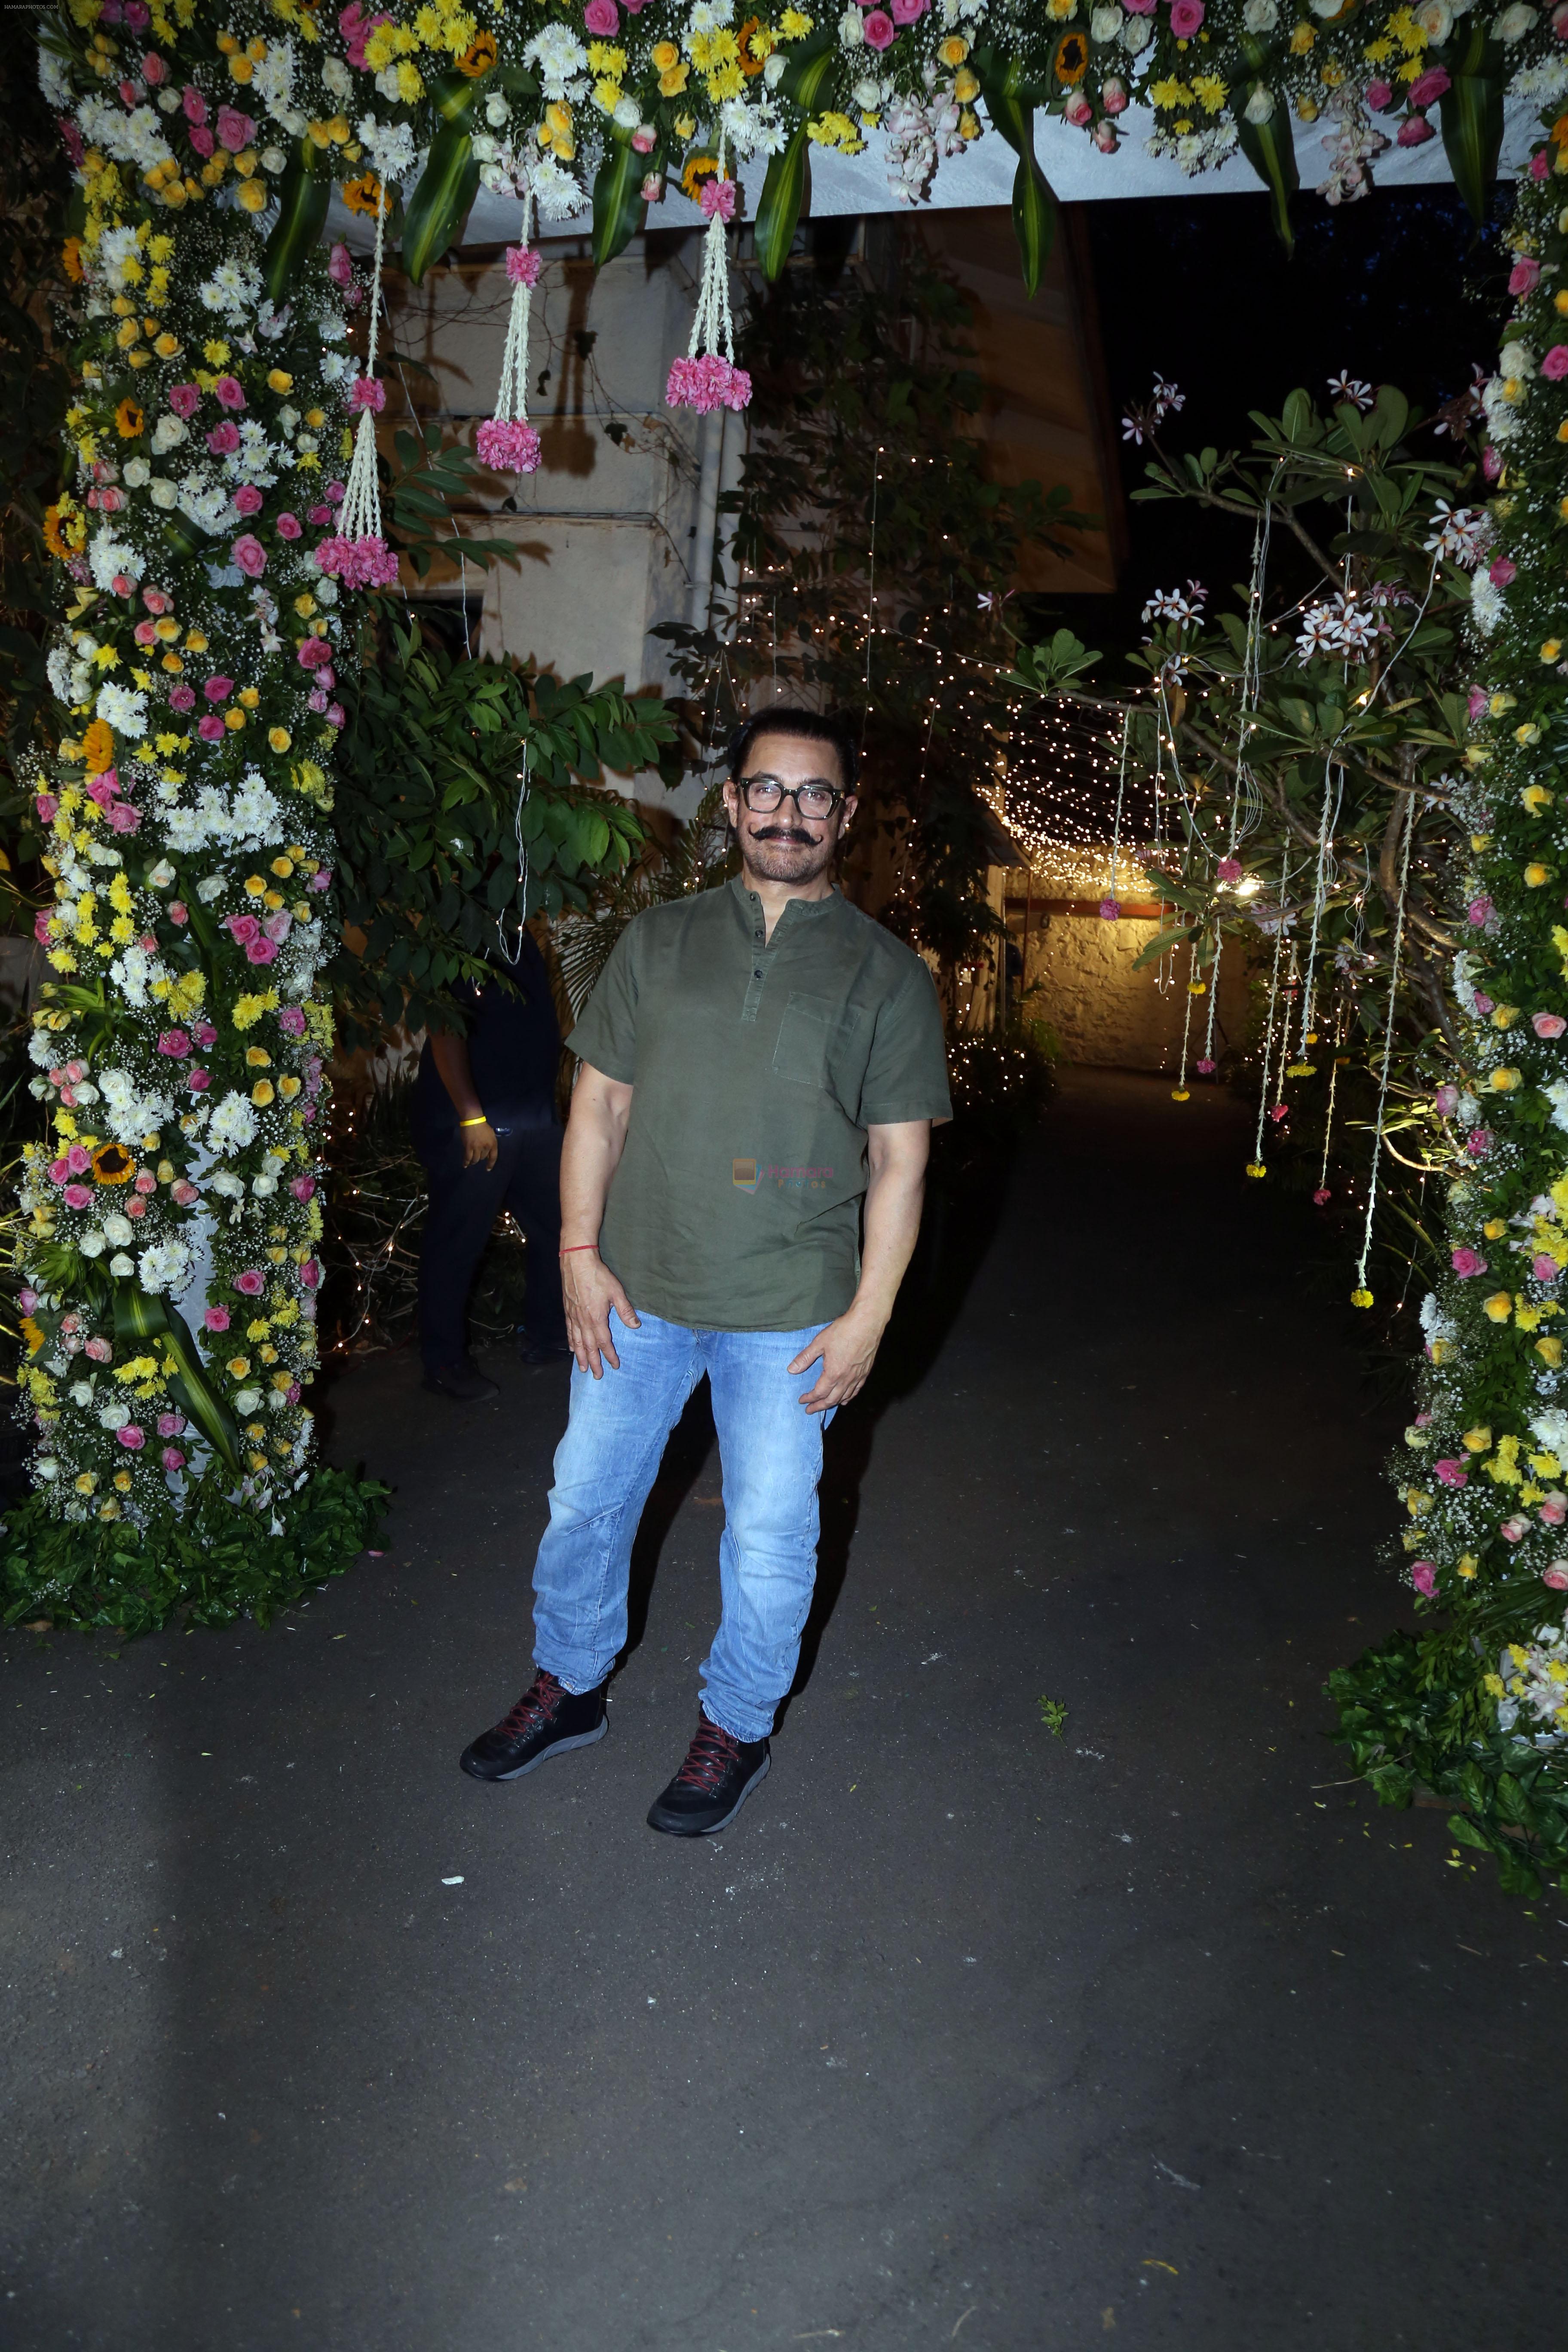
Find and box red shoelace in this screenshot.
[674,1720,742,1793]
[497,1671,564,1739]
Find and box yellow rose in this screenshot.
[252,1079,276,1106]
[1484,1292,1514,1323]
[268,726,292,753]
[1488,1067,1522,1090]
[1525,863,1551,887]
[1461,1426,1491,1452]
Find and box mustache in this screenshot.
[750,825,817,845]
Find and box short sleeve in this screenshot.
[859,958,952,1127]
[566,922,640,1083]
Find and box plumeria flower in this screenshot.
[1327,371,1374,410]
[1152,375,1184,419]
[1422,501,1490,570]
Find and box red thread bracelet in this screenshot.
[560,1244,600,1255]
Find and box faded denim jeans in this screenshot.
[531,1308,833,1743]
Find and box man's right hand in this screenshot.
[460,1118,499,1171]
[561,1247,640,1376]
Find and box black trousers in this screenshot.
[414,1118,567,1371]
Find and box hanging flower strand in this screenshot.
[667,142,752,415]
[478,193,543,477]
[317,177,399,591]
[1351,799,1414,1310]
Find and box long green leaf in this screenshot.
[111,1281,243,1477]
[261,137,330,305]
[755,121,811,282]
[401,120,481,284]
[775,24,837,107]
[591,135,649,268]
[1234,101,1300,256]
[1438,74,1504,233]
[974,68,1056,295]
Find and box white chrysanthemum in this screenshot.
[37,44,70,106]
[1545,1078,1568,1134]
[1531,1409,1568,1454]
[253,37,302,129]
[98,225,144,292]
[137,1238,194,1295]
[77,96,172,176]
[531,154,587,220]
[357,114,418,180]
[26,1026,54,1069]
[524,21,589,96]
[208,1092,260,1156]
[89,530,141,590]
[1470,569,1503,635]
[1512,55,1568,102]
[95,680,148,735]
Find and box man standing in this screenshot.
[460,710,950,1834]
[413,925,570,1404]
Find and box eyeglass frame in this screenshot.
[733,771,851,821]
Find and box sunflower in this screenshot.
[19,1315,45,1357]
[61,236,83,282]
[91,1143,135,1186]
[82,717,115,775]
[1054,31,1088,84]
[43,499,85,561]
[680,151,719,200]
[458,31,496,75]
[737,16,767,73]
[341,171,388,218]
[115,397,144,439]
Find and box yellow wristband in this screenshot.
[459,1115,488,1128]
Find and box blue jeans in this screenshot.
[532,1309,833,1742]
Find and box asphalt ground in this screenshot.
[3,1069,1562,2352]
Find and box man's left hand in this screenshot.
[788,1308,885,1415]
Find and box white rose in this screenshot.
[322,56,352,98]
[763,51,787,85]
[1499,340,1535,380]
[70,1381,94,1407]
[98,1400,131,1430]
[1412,0,1453,34]
[79,1230,107,1259]
[839,6,865,43]
[1090,5,1122,37]
[37,1458,59,1480]
[251,1175,278,1196]
[234,1388,262,1414]
[123,456,151,487]
[1242,0,1279,23]
[260,146,287,173]
[1244,85,1275,122]
[485,92,509,126]
[1497,0,1538,32]
[1121,15,1153,50]
[149,478,178,509]
[108,1253,135,1277]
[157,88,181,113]
[148,859,175,887]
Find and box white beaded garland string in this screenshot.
[1292,754,1342,1072]
[1107,705,1130,906]
[1173,933,1198,1099]
[1317,985,1346,1199]
[1249,841,1295,1174]
[495,187,536,429]
[1352,794,1414,1307]
[340,176,392,548]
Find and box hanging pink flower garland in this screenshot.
[667,166,751,415]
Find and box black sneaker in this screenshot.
[459,1669,607,1782]
[424,1359,499,1404]
[646,1716,771,1837]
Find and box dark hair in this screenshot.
[726,706,859,795]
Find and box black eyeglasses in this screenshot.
[736,774,846,821]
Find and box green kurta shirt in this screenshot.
[567,878,952,1331]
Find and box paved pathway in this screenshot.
[3,1071,1560,2351]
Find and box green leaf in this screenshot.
[1234,98,1299,256]
[755,122,811,284]
[261,137,330,306]
[401,120,481,284]
[1437,72,1504,234]
[591,135,649,270]
[973,67,1056,296]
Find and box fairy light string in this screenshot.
[1247,841,1296,1177]
[1352,795,1414,1308]
[1291,754,1342,1074]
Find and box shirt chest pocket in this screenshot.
[772,992,864,1109]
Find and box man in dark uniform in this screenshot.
[412,927,570,1403]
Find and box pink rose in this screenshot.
[133,1170,157,1195]
[1169,0,1204,31]
[328,242,354,288]
[143,51,168,85]
[1541,1495,1568,1526]
[85,1335,112,1363]
[236,1269,266,1296]
[862,7,897,44]
[227,913,261,946]
[307,503,332,527]
[192,1021,217,1047]
[1411,1562,1436,1597]
[1063,92,1093,127]
[35,792,58,823]
[197,714,225,742]
[1544,1564,1568,1590]
[1510,255,1543,299]
[262,910,293,943]
[1502,1515,1531,1542]
[1467,684,1488,721]
[245,936,279,964]
[1489,557,1517,586]
[583,0,619,30]
[125,1196,146,1219]
[1467,1127,1494,1158]
[277,512,302,541]
[1102,76,1128,113]
[203,674,234,702]
[1544,346,1568,383]
[290,1174,317,1202]
[134,619,157,648]
[1433,1084,1460,1116]
[300,1257,321,1290]
[631,126,656,153]
[107,802,140,834]
[63,1183,92,1210]
[1407,66,1451,109]
[325,703,344,728]
[169,901,188,926]
[1397,116,1434,147]
[891,0,928,16]
[157,1028,191,1057]
[206,420,240,456]
[142,586,171,614]
[157,1412,186,1437]
[188,1068,211,1092]
[1123,0,1156,12]
[162,1448,186,1472]
[189,122,215,159]
[215,107,254,152]
[168,382,201,419]
[172,1179,200,1206]
[116,1424,145,1450]
[233,484,263,517]
[1482,442,1502,479]
[309,867,333,891]
[203,1305,231,1333]
[1467,894,1494,927]
[279,1005,308,1037]
[169,684,196,712]
[1433,1458,1468,1488]
[1533,1011,1568,1038]
[640,172,665,202]
[1535,1253,1562,1283]
[297,635,333,671]
[181,83,207,125]
[1365,79,1393,111]
[67,1144,92,1176]
[232,533,266,578]
[213,373,246,410]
